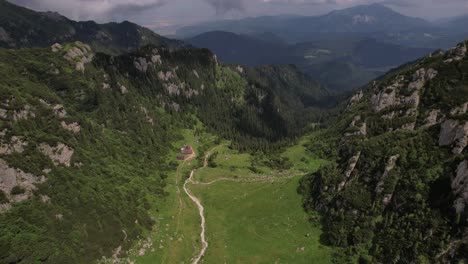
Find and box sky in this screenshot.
[9,0,468,35]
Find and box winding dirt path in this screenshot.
[182,145,302,264]
[183,169,207,264]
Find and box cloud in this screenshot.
[204,0,244,13]
[8,0,168,20]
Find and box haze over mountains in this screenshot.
[180,3,468,91]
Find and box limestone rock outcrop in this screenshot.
[452,160,468,213]
[338,152,361,191]
[439,120,468,154]
[39,143,74,167]
[63,42,94,72]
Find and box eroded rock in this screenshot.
[134,57,149,72]
[0,159,46,212]
[375,155,400,194]
[424,109,442,128]
[338,152,361,191]
[53,104,67,118]
[13,105,36,121]
[349,90,364,106]
[61,121,81,134]
[63,42,94,72]
[0,136,28,155]
[439,120,468,154]
[39,143,74,167]
[51,43,63,52]
[452,160,468,213]
[450,102,468,116]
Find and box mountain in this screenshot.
[187,31,292,66]
[299,41,468,262]
[177,4,432,43]
[0,0,184,54]
[0,35,336,261]
[188,31,432,91]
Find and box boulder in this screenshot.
[51,43,63,52]
[53,104,67,118]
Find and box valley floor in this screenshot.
[128,131,333,263]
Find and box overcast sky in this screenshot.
[9,0,468,34]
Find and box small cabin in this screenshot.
[181,145,193,155]
[176,155,186,161]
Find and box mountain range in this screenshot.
[177,3,467,48]
[0,0,184,55]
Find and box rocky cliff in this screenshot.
[301,41,468,263]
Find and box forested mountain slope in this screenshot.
[0,38,332,262]
[0,0,184,54]
[300,41,468,262]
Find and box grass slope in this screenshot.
[126,131,334,263]
[191,176,333,263]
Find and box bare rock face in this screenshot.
[371,78,402,112]
[445,43,467,63]
[0,159,46,212]
[63,42,94,72]
[0,108,7,118]
[60,121,81,134]
[51,43,63,53]
[151,48,162,65]
[158,71,175,81]
[375,155,400,194]
[0,136,28,155]
[439,120,468,154]
[184,88,199,98]
[424,109,442,128]
[102,82,111,90]
[134,57,149,73]
[39,143,74,167]
[151,55,162,65]
[371,68,437,113]
[349,90,364,106]
[53,104,67,118]
[452,160,468,213]
[165,83,180,96]
[13,105,36,121]
[345,116,367,137]
[338,152,361,191]
[401,122,416,131]
[169,102,181,112]
[118,83,128,94]
[450,102,468,116]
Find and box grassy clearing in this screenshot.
[281,135,328,172]
[190,176,333,264]
[128,129,207,263]
[130,132,333,263]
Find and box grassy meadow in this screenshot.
[129,131,333,263]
